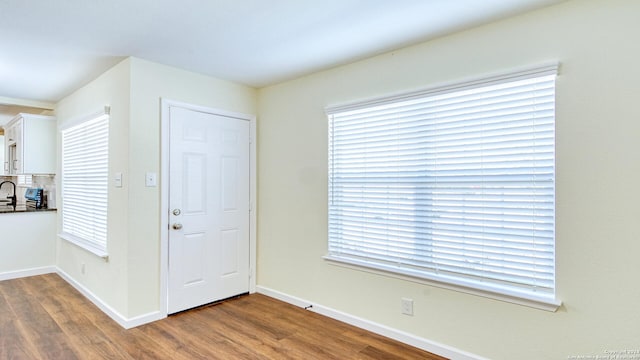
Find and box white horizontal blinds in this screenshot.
[61,112,109,252]
[328,65,557,298]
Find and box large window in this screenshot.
[326,64,558,308]
[60,107,110,257]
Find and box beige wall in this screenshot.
[127,58,257,315]
[55,57,257,319]
[56,58,132,315]
[256,0,640,358]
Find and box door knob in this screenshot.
[172,223,183,230]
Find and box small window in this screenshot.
[326,64,558,308]
[16,175,32,187]
[60,108,110,257]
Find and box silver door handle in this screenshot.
[172,223,183,230]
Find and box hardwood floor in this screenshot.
[0,274,447,359]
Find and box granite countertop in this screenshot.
[0,204,57,213]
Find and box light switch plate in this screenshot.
[145,172,157,187]
[114,172,123,188]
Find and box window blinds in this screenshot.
[61,110,109,255]
[326,64,557,301]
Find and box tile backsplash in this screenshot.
[0,174,56,207]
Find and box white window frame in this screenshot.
[59,107,110,258]
[325,64,561,311]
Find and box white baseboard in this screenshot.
[256,286,487,360]
[2,266,165,329]
[3,266,488,358]
[0,266,57,281]
[55,268,166,329]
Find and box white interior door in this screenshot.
[168,106,250,314]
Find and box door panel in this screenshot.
[168,106,250,314]
[222,156,239,210]
[220,229,239,276]
[183,153,207,213]
[183,232,206,286]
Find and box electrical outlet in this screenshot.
[401,298,414,316]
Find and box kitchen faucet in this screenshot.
[0,181,17,207]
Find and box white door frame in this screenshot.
[159,98,257,316]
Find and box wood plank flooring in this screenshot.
[0,274,447,359]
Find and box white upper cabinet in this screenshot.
[3,113,56,175]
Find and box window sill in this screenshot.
[323,255,561,312]
[59,232,109,260]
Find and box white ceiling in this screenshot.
[0,0,564,105]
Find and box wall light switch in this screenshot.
[145,172,157,187]
[114,172,123,188]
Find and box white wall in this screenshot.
[256,0,640,359]
[55,57,257,319]
[0,212,56,278]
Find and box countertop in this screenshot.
[0,204,57,214]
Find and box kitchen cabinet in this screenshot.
[3,113,56,175]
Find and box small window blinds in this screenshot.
[326,64,558,304]
[60,107,110,257]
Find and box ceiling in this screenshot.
[1,0,564,106]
